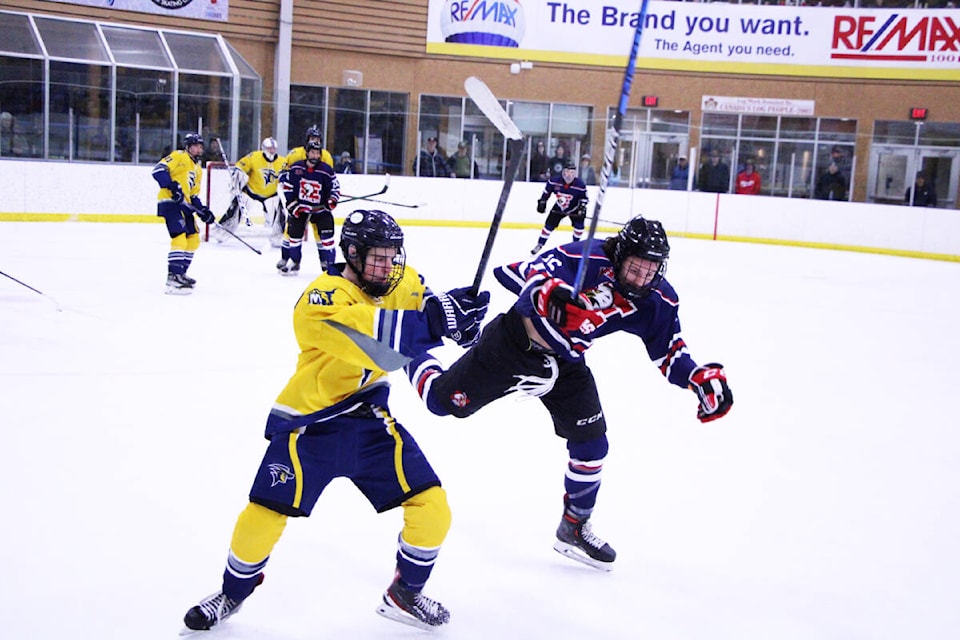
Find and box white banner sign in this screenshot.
[50,0,228,22]
[701,96,815,116]
[426,0,960,81]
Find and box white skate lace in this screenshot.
[579,521,607,550]
[413,593,447,622]
[507,356,559,399]
[197,593,234,623]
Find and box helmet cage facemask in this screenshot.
[612,218,670,303]
[345,243,405,297]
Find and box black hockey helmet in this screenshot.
[562,158,577,171]
[183,132,204,147]
[608,216,670,302]
[305,139,323,164]
[305,124,322,145]
[340,210,406,297]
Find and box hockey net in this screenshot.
[202,161,278,243]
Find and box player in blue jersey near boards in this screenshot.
[406,216,733,571]
[530,158,589,255]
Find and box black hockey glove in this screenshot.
[573,200,588,219]
[689,363,733,423]
[169,183,184,204]
[536,198,548,214]
[425,287,491,347]
[534,278,604,336]
[196,206,215,224]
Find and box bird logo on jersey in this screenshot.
[267,463,295,487]
[261,167,279,186]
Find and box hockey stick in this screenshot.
[337,174,392,204]
[572,0,650,296]
[213,222,263,255]
[1,269,62,311]
[464,76,524,296]
[352,196,427,209]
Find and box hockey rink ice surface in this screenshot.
[2,220,959,639]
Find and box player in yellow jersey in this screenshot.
[215,136,287,247]
[183,210,491,633]
[284,124,334,171]
[151,132,215,294]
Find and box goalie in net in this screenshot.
[212,137,286,247]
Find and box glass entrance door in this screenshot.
[868,145,959,208]
[620,129,687,190]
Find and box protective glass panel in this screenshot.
[328,88,367,171]
[178,72,231,163]
[367,91,407,175]
[289,85,327,151]
[225,40,258,79]
[650,109,691,134]
[35,17,109,62]
[0,12,42,56]
[163,32,229,74]
[0,56,44,158]
[773,141,816,198]
[48,61,112,160]
[116,67,174,163]
[102,26,172,69]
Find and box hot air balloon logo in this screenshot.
[440,0,526,48]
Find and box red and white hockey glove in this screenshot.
[535,278,604,336]
[689,363,733,423]
[289,203,314,219]
[327,197,338,211]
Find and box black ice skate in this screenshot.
[376,575,450,631]
[553,512,616,571]
[530,241,545,255]
[180,273,197,286]
[165,273,194,295]
[181,575,263,634]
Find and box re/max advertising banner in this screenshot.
[426,0,960,81]
[50,0,228,22]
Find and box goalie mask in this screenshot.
[340,210,406,297]
[607,216,670,303]
[261,137,278,161]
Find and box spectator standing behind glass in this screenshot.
[697,150,730,194]
[448,141,479,179]
[906,172,936,207]
[335,151,355,174]
[668,155,689,190]
[414,137,450,177]
[548,144,568,180]
[578,153,597,186]
[201,136,225,166]
[735,160,761,195]
[530,140,549,182]
[0,112,28,157]
[815,162,848,200]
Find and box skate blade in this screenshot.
[165,287,193,296]
[552,540,614,572]
[375,603,441,632]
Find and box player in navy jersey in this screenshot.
[406,216,734,571]
[276,140,340,275]
[531,158,589,255]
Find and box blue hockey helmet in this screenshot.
[305,124,322,145]
[183,132,204,148]
[340,210,406,297]
[608,216,670,302]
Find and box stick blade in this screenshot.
[465,77,523,141]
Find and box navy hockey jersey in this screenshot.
[493,239,698,390]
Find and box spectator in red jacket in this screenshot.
[735,160,761,195]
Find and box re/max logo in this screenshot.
[831,14,960,62]
[448,0,519,27]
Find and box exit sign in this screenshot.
[909,107,928,120]
[641,95,659,108]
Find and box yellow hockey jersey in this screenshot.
[265,264,443,436]
[154,150,202,202]
[236,150,285,199]
[285,146,334,172]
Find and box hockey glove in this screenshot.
[289,203,314,219]
[327,197,338,211]
[573,201,588,219]
[689,363,733,423]
[196,206,215,224]
[534,278,604,336]
[425,287,491,347]
[169,183,184,204]
[536,198,548,214]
